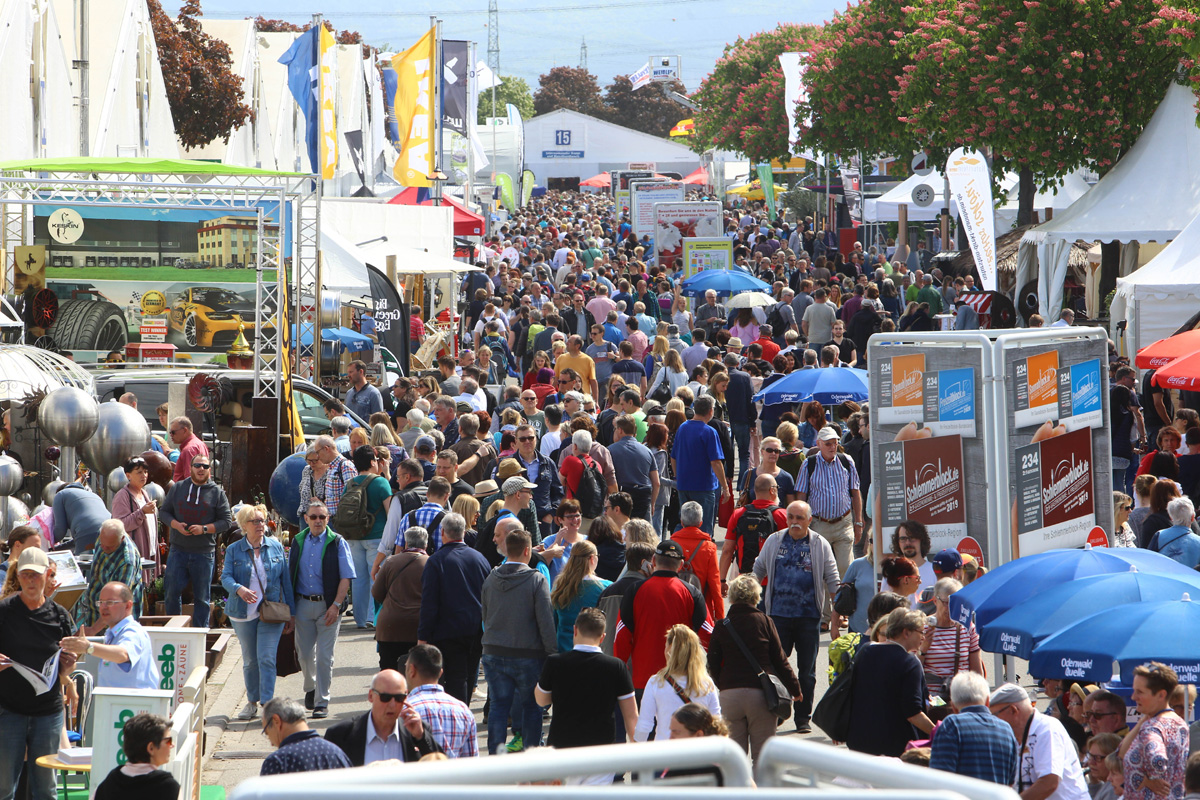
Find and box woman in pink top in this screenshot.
[1120,661,1189,800]
[729,309,759,346]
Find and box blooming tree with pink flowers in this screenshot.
[692,23,822,162]
[892,0,1183,225]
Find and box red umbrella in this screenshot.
[580,172,611,188]
[1153,350,1200,390]
[682,166,709,185]
[1136,329,1200,369]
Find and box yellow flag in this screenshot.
[391,27,436,188]
[319,26,338,180]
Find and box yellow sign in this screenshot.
[318,26,338,180]
[140,290,167,316]
[769,157,809,173]
[391,27,436,188]
[15,245,45,276]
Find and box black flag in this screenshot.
[366,263,410,373]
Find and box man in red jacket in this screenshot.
[720,474,789,591]
[671,501,725,622]
[614,540,712,694]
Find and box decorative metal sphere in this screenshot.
[42,479,65,506]
[0,497,30,532]
[107,467,129,494]
[268,453,308,527]
[143,481,165,507]
[139,450,173,488]
[37,387,99,447]
[43,446,60,462]
[0,455,23,496]
[17,493,31,508]
[78,402,151,477]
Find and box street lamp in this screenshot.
[427,170,448,206]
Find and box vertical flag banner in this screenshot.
[946,147,997,292]
[521,169,535,207]
[318,26,337,179]
[442,40,469,136]
[391,27,436,188]
[496,173,515,212]
[756,163,777,221]
[278,28,320,176]
[778,52,806,152]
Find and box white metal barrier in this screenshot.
[237,789,970,800]
[755,738,1020,800]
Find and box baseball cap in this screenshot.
[989,684,1030,707]
[816,427,840,442]
[17,547,49,575]
[931,548,963,574]
[655,540,685,560]
[415,435,437,453]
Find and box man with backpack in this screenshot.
[720,474,789,592]
[770,290,799,348]
[607,415,660,520]
[795,426,863,617]
[331,445,393,629]
[671,501,725,622]
[559,430,607,534]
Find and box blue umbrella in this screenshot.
[753,367,869,405]
[680,269,771,297]
[948,546,1200,629]
[1030,593,1200,682]
[290,325,374,351]
[978,569,1200,659]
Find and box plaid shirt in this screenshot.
[407,683,477,758]
[323,456,358,516]
[395,502,449,552]
[76,536,143,628]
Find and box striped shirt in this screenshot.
[929,704,1020,785]
[407,683,478,758]
[794,453,859,520]
[921,621,980,679]
[76,536,143,628]
[323,456,358,516]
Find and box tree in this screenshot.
[250,16,363,43]
[150,0,251,150]
[892,0,1181,225]
[533,66,606,117]
[478,76,535,123]
[602,76,689,137]
[691,23,822,162]
[798,0,914,161]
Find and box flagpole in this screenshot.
[431,16,443,207]
[313,13,324,186]
[467,41,476,218]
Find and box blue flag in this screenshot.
[278,28,320,175]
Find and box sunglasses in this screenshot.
[763,447,781,454]
[374,690,407,704]
[1085,711,1119,720]
[192,463,211,469]
[308,514,328,521]
[518,436,535,442]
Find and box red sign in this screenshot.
[1087,526,1109,548]
[901,434,966,527]
[957,536,984,564]
[1040,427,1095,530]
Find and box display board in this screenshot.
[629,180,683,238]
[682,238,734,278]
[653,201,722,272]
[90,688,173,799]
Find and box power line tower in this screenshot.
[487,0,500,73]
[579,37,587,70]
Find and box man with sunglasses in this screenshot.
[506,424,562,541]
[160,454,232,628]
[1084,690,1130,736]
[323,669,441,765]
[168,416,209,482]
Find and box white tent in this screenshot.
[994,171,1092,233]
[1019,81,1200,319]
[1111,212,1200,360]
[867,170,958,223]
[320,226,480,299]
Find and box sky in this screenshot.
[166,0,848,93]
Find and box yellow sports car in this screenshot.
[168,286,276,349]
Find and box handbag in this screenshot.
[813,637,866,741]
[251,546,292,625]
[650,365,672,403]
[276,629,301,677]
[721,618,792,721]
[832,581,857,618]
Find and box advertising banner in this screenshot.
[682,238,734,278]
[90,689,174,799]
[1057,357,1104,431]
[390,27,437,188]
[615,190,631,222]
[878,433,968,554]
[1015,426,1096,556]
[876,354,926,424]
[922,366,977,438]
[653,201,722,272]
[629,180,684,238]
[1012,350,1060,428]
[945,147,997,291]
[441,40,469,136]
[617,170,653,191]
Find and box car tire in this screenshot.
[47,299,128,353]
[184,314,199,347]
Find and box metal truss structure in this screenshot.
[0,164,321,409]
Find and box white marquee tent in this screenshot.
[1018,81,1200,321]
[1111,212,1200,359]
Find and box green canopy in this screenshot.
[0,157,309,177]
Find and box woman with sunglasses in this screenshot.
[737,437,797,504]
[1113,491,1137,547]
[95,713,179,800]
[221,503,295,720]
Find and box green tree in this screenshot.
[478,76,535,123]
[602,76,688,137]
[150,0,251,149]
[533,66,606,117]
[798,0,913,162]
[691,23,822,162]
[893,0,1180,225]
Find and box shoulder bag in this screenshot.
[813,637,868,741]
[251,544,293,624]
[721,618,792,720]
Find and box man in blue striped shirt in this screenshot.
[795,426,862,614]
[930,672,1020,786]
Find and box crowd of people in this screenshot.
[2,191,1192,799]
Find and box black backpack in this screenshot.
[331,475,377,540]
[765,302,787,334]
[677,539,706,591]
[574,455,606,518]
[736,504,779,574]
[597,409,618,447]
[805,452,854,494]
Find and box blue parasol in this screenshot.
[679,269,771,297]
[752,367,869,405]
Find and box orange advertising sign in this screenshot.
[878,353,925,423]
[1014,350,1059,427]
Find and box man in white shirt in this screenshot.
[1048,308,1075,328]
[323,669,442,765]
[989,684,1090,800]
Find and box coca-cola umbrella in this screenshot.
[1152,350,1200,391]
[1135,329,1200,369]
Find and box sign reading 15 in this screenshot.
[555,130,572,146]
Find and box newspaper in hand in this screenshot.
[5,649,61,695]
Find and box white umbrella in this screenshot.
[725,292,775,309]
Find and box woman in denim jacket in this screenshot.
[220,503,295,721]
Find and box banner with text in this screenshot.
[629,180,684,238]
[878,433,968,555]
[682,238,734,278]
[1015,426,1096,556]
[654,201,722,271]
[945,147,997,292]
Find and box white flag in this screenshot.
[475,61,501,93]
[945,148,998,292]
[630,62,651,90]
[778,52,807,151]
